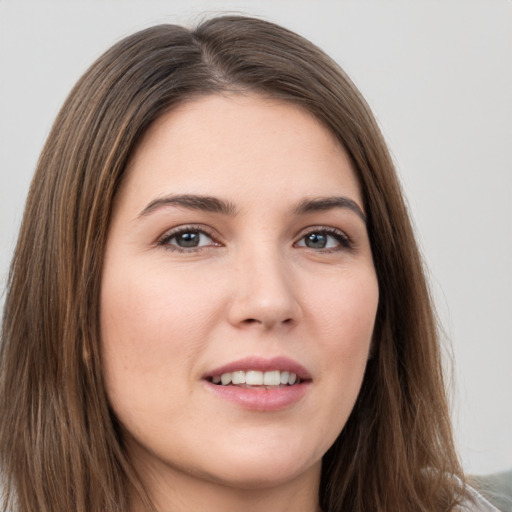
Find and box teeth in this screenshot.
[245,371,263,385]
[263,370,280,386]
[214,370,299,387]
[231,371,246,385]
[220,373,232,385]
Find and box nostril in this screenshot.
[241,317,294,327]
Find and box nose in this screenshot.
[227,249,302,330]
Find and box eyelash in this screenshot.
[297,227,353,252]
[156,225,219,253]
[156,225,353,253]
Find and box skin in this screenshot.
[100,93,379,512]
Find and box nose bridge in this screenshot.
[228,239,301,329]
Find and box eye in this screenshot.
[295,229,351,251]
[157,226,219,252]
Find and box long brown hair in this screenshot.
[0,15,465,512]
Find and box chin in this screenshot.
[202,458,320,490]
[195,442,323,490]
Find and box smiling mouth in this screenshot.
[208,370,302,388]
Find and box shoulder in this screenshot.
[456,485,501,511]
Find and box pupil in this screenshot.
[306,233,327,248]
[177,232,199,247]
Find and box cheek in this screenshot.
[101,261,217,352]
[99,261,222,411]
[309,268,378,352]
[305,269,378,425]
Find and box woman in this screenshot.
[0,15,497,512]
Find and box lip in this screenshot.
[202,356,312,412]
[203,356,312,381]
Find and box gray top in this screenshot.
[459,486,502,511]
[0,480,503,511]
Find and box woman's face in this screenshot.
[101,94,379,495]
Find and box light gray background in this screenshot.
[1,0,511,475]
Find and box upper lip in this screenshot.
[204,356,312,381]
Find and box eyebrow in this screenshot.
[292,196,366,223]
[139,194,238,218]
[138,193,366,223]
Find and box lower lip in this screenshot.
[204,381,310,411]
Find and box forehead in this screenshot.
[119,93,362,213]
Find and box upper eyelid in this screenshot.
[156,224,219,245]
[294,226,355,253]
[155,224,353,247]
[294,225,351,240]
